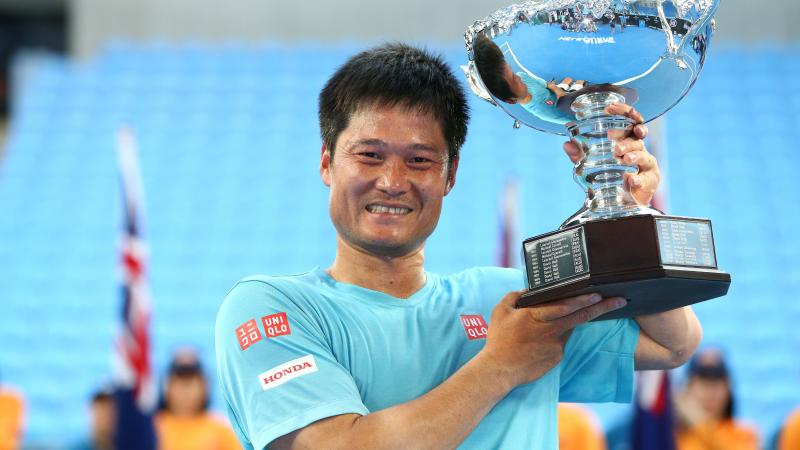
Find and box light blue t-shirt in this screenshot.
[517,72,575,125]
[215,266,639,450]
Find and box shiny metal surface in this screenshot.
[464,0,718,135]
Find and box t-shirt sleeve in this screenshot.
[215,279,369,450]
[558,318,640,403]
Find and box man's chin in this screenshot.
[351,236,424,259]
[364,242,421,259]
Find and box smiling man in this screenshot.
[215,43,701,450]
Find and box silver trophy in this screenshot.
[464,0,730,318]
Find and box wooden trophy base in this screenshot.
[517,214,730,320]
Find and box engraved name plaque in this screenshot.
[656,218,717,268]
[524,228,589,289]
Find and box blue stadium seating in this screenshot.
[0,42,798,447]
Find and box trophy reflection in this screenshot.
[464,0,730,319]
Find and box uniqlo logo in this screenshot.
[460,314,488,340]
[262,312,291,338]
[236,319,262,350]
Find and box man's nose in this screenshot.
[376,159,410,196]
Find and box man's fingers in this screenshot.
[633,124,648,139]
[605,102,632,116]
[557,297,628,329]
[628,108,644,124]
[625,170,660,204]
[607,128,629,141]
[605,103,644,124]
[547,81,567,98]
[623,173,640,189]
[614,137,646,158]
[532,293,604,322]
[500,290,526,309]
[620,150,657,172]
[563,140,584,164]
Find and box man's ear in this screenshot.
[444,154,459,195]
[320,145,332,187]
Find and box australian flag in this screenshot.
[632,370,675,450]
[113,127,157,450]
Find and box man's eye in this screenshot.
[359,152,381,159]
[410,157,432,164]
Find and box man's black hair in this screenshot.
[473,35,515,102]
[318,43,469,169]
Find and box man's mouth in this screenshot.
[366,204,413,215]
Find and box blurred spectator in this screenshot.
[778,408,800,450]
[558,403,606,450]
[0,378,24,450]
[156,349,240,450]
[71,387,116,450]
[674,348,758,450]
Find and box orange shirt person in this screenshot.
[0,385,24,450]
[155,350,240,450]
[558,403,606,450]
[675,348,759,450]
[779,409,800,450]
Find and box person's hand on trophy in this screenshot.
[546,77,587,100]
[562,102,661,207]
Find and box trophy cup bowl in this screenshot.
[464,0,730,319]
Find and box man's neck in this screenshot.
[327,238,426,299]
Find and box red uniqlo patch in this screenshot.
[236,319,262,350]
[460,314,488,340]
[262,312,291,338]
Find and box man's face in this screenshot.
[321,103,457,258]
[502,63,529,103]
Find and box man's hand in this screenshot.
[562,103,661,206]
[546,77,587,100]
[480,291,627,389]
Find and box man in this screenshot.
[215,43,701,450]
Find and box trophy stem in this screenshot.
[562,91,660,228]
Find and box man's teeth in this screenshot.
[367,205,412,215]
